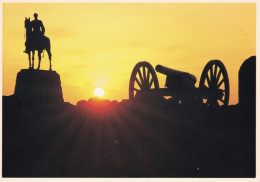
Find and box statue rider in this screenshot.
[24,13,45,53]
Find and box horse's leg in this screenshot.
[45,37,52,71]
[28,52,31,69]
[32,50,35,69]
[49,55,52,71]
[46,49,52,71]
[37,51,42,70]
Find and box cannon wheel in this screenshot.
[199,60,229,107]
[129,61,159,100]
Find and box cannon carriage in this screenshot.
[129,60,229,107]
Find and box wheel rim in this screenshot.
[199,60,229,107]
[129,61,159,100]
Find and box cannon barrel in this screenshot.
[155,64,197,88]
[156,65,187,76]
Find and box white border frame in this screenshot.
[0,0,259,181]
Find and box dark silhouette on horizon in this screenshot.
[239,56,256,109]
[2,90,256,177]
[24,13,52,70]
[129,60,229,107]
[2,52,256,177]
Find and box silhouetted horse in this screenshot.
[24,17,52,70]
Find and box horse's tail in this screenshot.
[44,36,52,60]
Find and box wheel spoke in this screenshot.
[206,96,219,106]
[147,70,150,85]
[203,84,209,89]
[213,64,218,79]
[135,78,142,88]
[206,74,211,87]
[137,69,144,84]
[133,88,140,92]
[143,66,146,83]
[219,98,224,103]
[217,79,224,88]
[216,70,222,84]
[149,78,154,88]
[214,99,220,106]
[210,66,214,82]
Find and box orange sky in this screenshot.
[2,3,256,105]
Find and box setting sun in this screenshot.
[93,88,105,98]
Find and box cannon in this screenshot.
[129,60,230,107]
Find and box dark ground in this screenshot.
[2,95,255,177]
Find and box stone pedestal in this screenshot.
[14,69,64,103]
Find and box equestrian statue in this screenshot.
[24,13,52,70]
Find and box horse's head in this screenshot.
[24,17,31,29]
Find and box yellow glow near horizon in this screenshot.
[2,3,256,105]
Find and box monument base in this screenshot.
[14,69,64,103]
